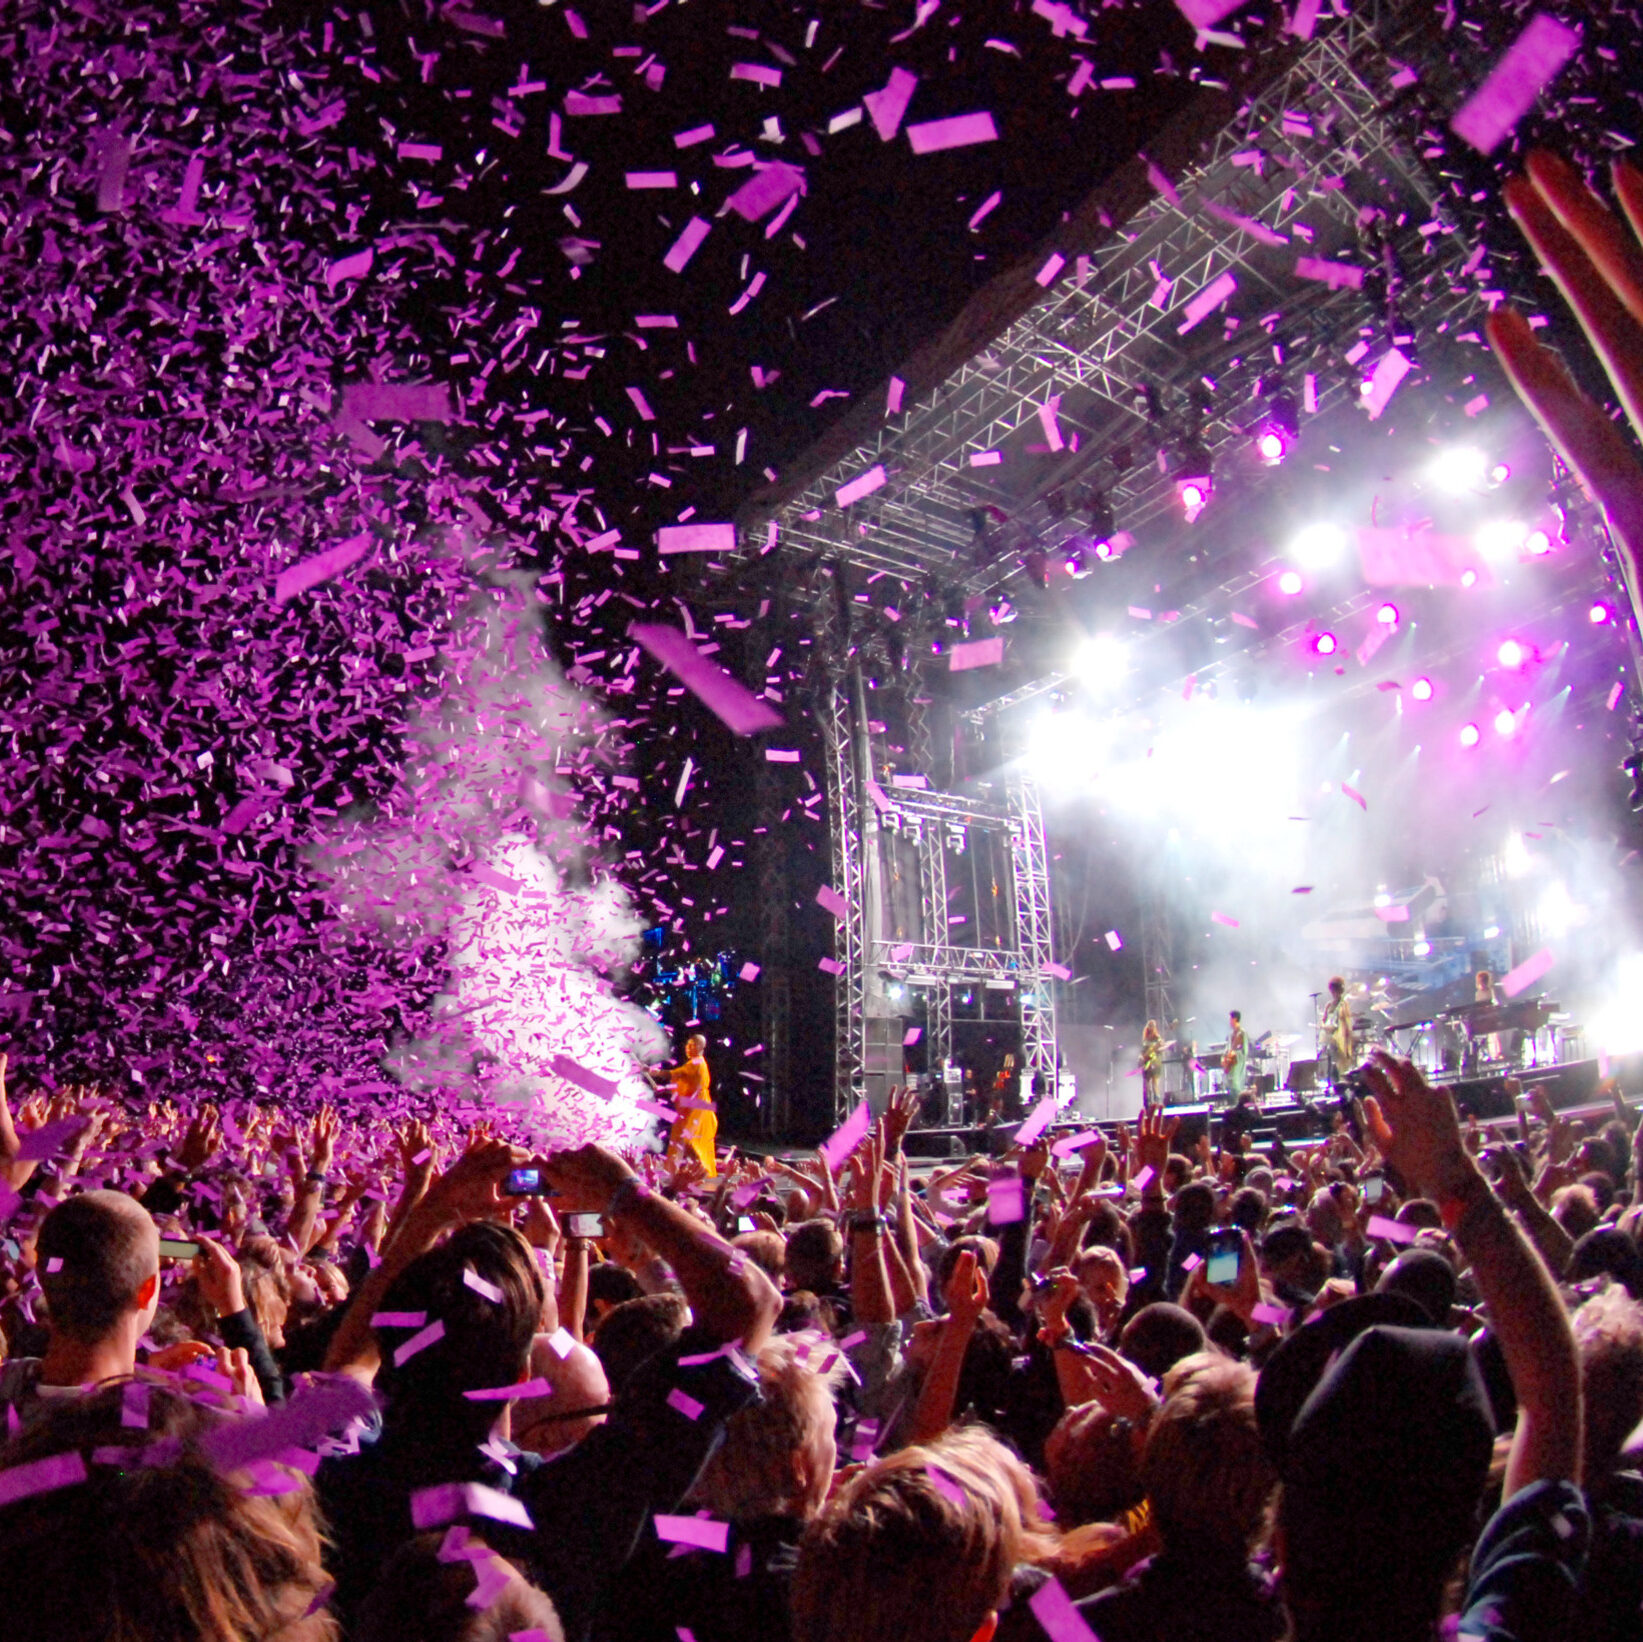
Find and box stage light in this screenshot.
[1475,519,1527,561]
[1459,722,1481,748]
[1490,462,1511,483]
[1496,638,1526,669]
[1094,539,1115,561]
[1376,602,1399,626]
[1461,569,1479,589]
[1373,891,1392,909]
[1433,446,1489,493]
[1179,478,1211,517]
[1277,569,1304,596]
[1591,601,1612,624]
[1074,633,1129,693]
[1257,428,1288,465]
[1411,677,1434,701]
[1413,939,1431,957]
[1494,708,1518,738]
[1290,521,1348,569]
[1313,632,1338,657]
[1525,527,1553,556]
[1484,925,1501,939]
[887,982,906,1001]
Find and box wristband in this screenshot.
[1437,1171,1492,1233]
[304,1171,329,1185]
[605,1176,651,1220]
[847,1211,888,1235]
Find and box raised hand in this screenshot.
[883,1083,920,1155]
[309,1105,340,1175]
[1490,153,1643,599]
[1132,1106,1179,1182]
[1359,1051,1477,1204]
[192,1235,248,1318]
[1058,1340,1159,1424]
[942,1246,989,1326]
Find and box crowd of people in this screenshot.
[1,1042,1639,1642]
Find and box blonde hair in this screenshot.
[693,1334,844,1523]
[793,1426,1039,1642]
[1574,1285,1643,1488]
[0,1381,335,1642]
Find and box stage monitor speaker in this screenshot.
[1285,1058,1318,1094]
[1252,1071,1277,1097]
[864,1016,902,1115]
[1161,1101,1211,1154]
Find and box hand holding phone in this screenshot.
[1204,1226,1243,1287]
[505,1167,551,1196]
[565,1211,604,1240]
[158,1237,201,1260]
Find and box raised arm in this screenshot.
[845,1127,895,1329]
[1364,1051,1581,1501]
[542,1144,780,1353]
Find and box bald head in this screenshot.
[512,1335,611,1456]
[37,1191,160,1343]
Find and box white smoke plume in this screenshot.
[310,560,667,1148]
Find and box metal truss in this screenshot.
[1140,886,1178,1049]
[1010,777,1059,1087]
[819,657,870,1123]
[737,12,1474,595]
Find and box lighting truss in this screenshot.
[735,10,1476,596]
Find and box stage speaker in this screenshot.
[864,1016,902,1115]
[1285,1058,1319,1094]
[1252,1071,1277,1097]
[1161,1101,1211,1153]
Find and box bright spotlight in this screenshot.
[1494,708,1518,738]
[1373,891,1392,909]
[1376,602,1400,626]
[1484,925,1501,939]
[1459,722,1481,748]
[1277,569,1304,596]
[1496,638,1525,669]
[1490,462,1511,483]
[1413,939,1431,957]
[1461,569,1479,589]
[1411,677,1434,702]
[1180,479,1211,517]
[1290,522,1348,570]
[1590,602,1612,624]
[1475,519,1528,561]
[1074,633,1129,693]
[1433,446,1490,493]
[887,982,906,1001]
[1257,428,1288,465]
[1313,632,1338,657]
[1525,527,1554,556]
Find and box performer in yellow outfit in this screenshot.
[654,1034,717,1176]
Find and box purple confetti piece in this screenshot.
[818,1100,871,1172]
[1366,1215,1417,1245]
[1177,271,1237,334]
[274,533,373,605]
[1499,948,1554,998]
[1014,1094,1059,1148]
[925,1465,966,1507]
[1028,1575,1100,1642]
[815,885,848,918]
[655,1514,730,1552]
[411,1481,535,1531]
[987,1176,1026,1225]
[1450,14,1580,156]
[394,1318,447,1366]
[667,1388,705,1420]
[628,624,782,736]
[663,217,712,273]
[463,1267,505,1304]
[948,636,1004,671]
[0,1450,88,1507]
[200,1377,377,1475]
[906,112,998,155]
[727,162,804,223]
[835,465,887,509]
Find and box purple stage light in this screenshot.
[1525,528,1554,556]
[1313,632,1338,657]
[1494,708,1518,738]
[1257,428,1288,465]
[1590,602,1612,624]
[1277,569,1303,596]
[1459,723,1481,748]
[1376,602,1399,626]
[1497,638,1526,669]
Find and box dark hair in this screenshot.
[1229,1009,1241,1022]
[356,1533,564,1642]
[1328,976,1345,995]
[586,1262,644,1313]
[375,1222,545,1425]
[592,1292,689,1392]
[1172,1181,1216,1234]
[37,1191,158,1343]
[1228,1186,1267,1236]
[1118,1304,1207,1381]
[786,1220,845,1291]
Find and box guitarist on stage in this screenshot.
[1323,976,1355,1089]
[1222,1009,1248,1101]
